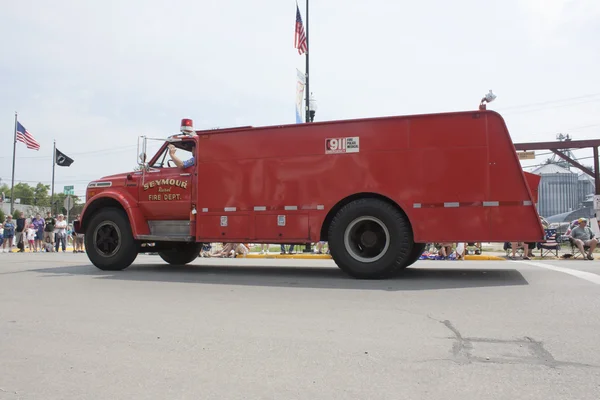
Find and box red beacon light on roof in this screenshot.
[180,118,194,135]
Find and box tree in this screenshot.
[72,203,85,217]
[0,182,84,215]
[0,209,5,223]
[12,183,34,206]
[52,192,81,216]
[0,183,9,201]
[33,183,51,206]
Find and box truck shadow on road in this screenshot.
[30,262,529,291]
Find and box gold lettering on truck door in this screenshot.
[142,177,188,201]
[143,179,189,191]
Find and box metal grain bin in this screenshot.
[531,164,578,217]
[577,173,595,206]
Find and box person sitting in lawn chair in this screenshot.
[509,242,531,260]
[569,218,597,260]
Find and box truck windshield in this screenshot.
[150,140,195,168]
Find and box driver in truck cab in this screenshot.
[168,118,196,169]
[168,144,194,169]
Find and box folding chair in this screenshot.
[537,228,561,258]
[466,242,482,255]
[569,238,590,259]
[504,242,524,257]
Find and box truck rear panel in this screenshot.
[194,110,544,243]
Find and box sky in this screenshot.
[1,0,599,199]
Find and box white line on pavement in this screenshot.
[515,260,600,285]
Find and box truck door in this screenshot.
[138,141,195,224]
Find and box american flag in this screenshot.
[16,121,41,151]
[294,4,307,55]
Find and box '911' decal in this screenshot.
[325,137,360,154]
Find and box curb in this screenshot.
[464,255,506,261]
[4,250,587,261]
[241,253,508,261]
[5,247,79,253]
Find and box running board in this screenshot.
[137,235,194,242]
[140,220,194,242]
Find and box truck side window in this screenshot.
[150,143,194,169]
[151,148,169,168]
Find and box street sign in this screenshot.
[517,151,535,160]
[64,195,74,211]
[64,185,74,195]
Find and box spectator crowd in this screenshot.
[1,211,84,253]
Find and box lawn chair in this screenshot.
[466,242,482,255]
[569,237,591,259]
[537,228,561,258]
[504,242,524,257]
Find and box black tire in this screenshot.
[84,207,138,271]
[328,198,414,279]
[158,243,203,265]
[405,243,427,268]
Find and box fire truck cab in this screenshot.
[76,109,544,279]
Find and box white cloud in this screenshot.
[519,0,600,45]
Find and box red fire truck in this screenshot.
[76,108,544,279]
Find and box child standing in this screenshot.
[26,224,37,252]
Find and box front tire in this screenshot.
[328,198,413,279]
[159,243,203,265]
[85,207,137,271]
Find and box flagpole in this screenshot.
[51,140,56,215]
[10,112,18,215]
[304,0,310,123]
[303,0,312,253]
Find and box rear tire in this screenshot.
[328,198,413,279]
[159,243,203,265]
[85,207,137,271]
[405,243,427,268]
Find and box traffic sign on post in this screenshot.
[64,196,74,211]
[64,185,74,195]
[64,195,74,225]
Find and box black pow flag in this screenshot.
[55,149,74,167]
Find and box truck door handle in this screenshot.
[180,173,191,177]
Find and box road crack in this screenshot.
[428,315,598,369]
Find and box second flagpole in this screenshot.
[51,140,56,215]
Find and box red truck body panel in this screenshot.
[81,110,544,244]
[523,171,541,205]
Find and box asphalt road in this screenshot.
[1,254,599,400]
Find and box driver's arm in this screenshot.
[168,145,184,168]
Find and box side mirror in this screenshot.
[137,135,148,167]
